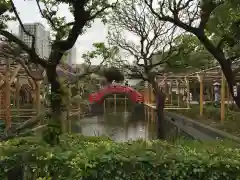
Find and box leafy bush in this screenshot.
[204,105,221,120]
[1,134,240,179]
[103,67,124,83]
[172,104,240,122]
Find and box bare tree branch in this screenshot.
[0,30,47,68]
[0,0,48,69]
[0,54,43,81]
[108,0,177,77]
[69,59,107,85]
[36,0,58,31]
[88,1,119,21]
[143,0,240,107]
[144,0,197,33]
[0,42,44,81]
[51,1,117,55]
[9,0,36,51]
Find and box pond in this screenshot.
[70,106,158,142]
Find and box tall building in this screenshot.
[67,46,77,65]
[19,23,51,59]
[43,31,51,58]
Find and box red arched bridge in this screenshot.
[89,84,144,104]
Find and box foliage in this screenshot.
[143,0,240,106]
[81,42,127,79]
[79,42,126,87]
[60,51,69,63]
[164,34,216,73]
[207,0,240,41]
[0,0,117,144]
[206,0,240,58]
[0,0,16,29]
[108,0,177,80]
[103,66,124,83]
[82,42,122,67]
[1,134,240,179]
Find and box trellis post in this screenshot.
[185,76,190,109]
[5,58,11,130]
[198,73,204,116]
[221,71,226,122]
[16,77,20,117]
[176,80,180,107]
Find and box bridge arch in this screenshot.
[89,84,144,104]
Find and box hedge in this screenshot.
[1,134,240,179]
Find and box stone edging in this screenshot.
[165,111,240,143]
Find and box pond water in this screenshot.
[70,107,157,142]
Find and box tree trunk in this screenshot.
[43,65,63,145]
[150,79,166,139]
[155,90,166,139]
[196,33,240,107]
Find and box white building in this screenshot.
[19,23,51,59]
[43,31,51,58]
[67,46,77,65]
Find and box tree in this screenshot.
[80,42,127,82]
[0,1,15,29]
[0,0,117,144]
[79,42,122,79]
[103,66,124,83]
[108,0,178,138]
[164,34,216,73]
[143,0,240,107]
[60,51,69,64]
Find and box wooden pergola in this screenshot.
[0,46,43,130]
[143,73,191,110]
[184,60,240,122]
[0,63,42,128]
[143,60,240,122]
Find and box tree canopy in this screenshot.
[142,0,240,106]
[0,1,15,29]
[108,0,177,82]
[103,66,124,83]
[0,0,117,143]
[163,34,216,73]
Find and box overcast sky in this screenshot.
[8,0,109,64]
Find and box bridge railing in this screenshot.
[89,84,144,103]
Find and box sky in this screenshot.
[8,0,109,64]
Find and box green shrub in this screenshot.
[173,104,240,122]
[1,134,240,179]
[204,105,221,120]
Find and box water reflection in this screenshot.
[71,107,157,142]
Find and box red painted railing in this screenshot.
[89,84,144,103]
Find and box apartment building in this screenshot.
[19,23,51,59]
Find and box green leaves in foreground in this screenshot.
[0,134,240,179]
